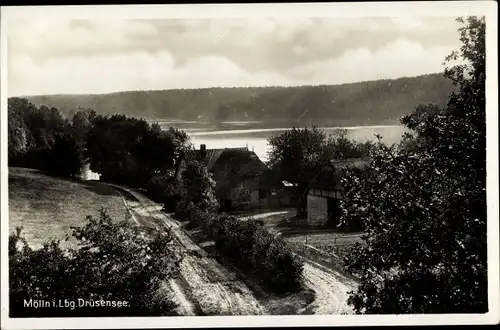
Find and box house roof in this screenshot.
[309,157,372,190]
[178,147,270,197]
[182,147,249,170]
[330,157,372,170]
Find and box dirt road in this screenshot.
[110,184,266,316]
[108,183,356,315]
[300,261,357,314]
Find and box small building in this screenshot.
[175,144,291,211]
[306,157,371,227]
[79,163,101,181]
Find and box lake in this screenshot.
[157,121,410,162]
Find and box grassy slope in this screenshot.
[23,73,455,125]
[8,167,129,249]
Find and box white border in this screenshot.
[1,2,498,328]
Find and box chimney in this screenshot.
[199,144,207,161]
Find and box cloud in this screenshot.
[6,17,461,95]
[8,50,305,96]
[288,39,456,84]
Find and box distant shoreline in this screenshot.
[149,118,403,132]
[185,125,403,137]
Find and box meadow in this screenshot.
[8,167,129,249]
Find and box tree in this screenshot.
[7,99,75,171]
[267,126,373,217]
[71,108,97,142]
[85,116,189,187]
[323,129,374,160]
[340,17,487,313]
[8,98,38,159]
[145,169,184,211]
[176,160,219,219]
[47,131,87,178]
[267,126,328,217]
[8,104,28,161]
[165,126,193,162]
[9,209,182,317]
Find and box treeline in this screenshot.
[8,97,191,188]
[8,97,85,177]
[85,115,190,187]
[25,73,455,126]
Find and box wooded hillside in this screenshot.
[24,73,455,126]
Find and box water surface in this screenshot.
[157,121,409,161]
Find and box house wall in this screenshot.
[256,187,291,209]
[174,159,187,181]
[250,190,259,208]
[79,163,100,181]
[307,194,328,226]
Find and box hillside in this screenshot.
[8,167,130,249]
[24,73,455,126]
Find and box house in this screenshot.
[306,157,371,227]
[175,144,291,211]
[79,163,101,181]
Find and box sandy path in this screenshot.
[300,261,357,315]
[107,183,357,315]
[109,184,266,316]
[238,210,293,221]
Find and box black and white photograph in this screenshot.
[1,2,498,328]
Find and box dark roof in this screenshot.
[330,157,372,169]
[182,147,249,170]
[309,157,372,190]
[177,147,270,196]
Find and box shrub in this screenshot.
[144,173,183,212]
[192,208,304,293]
[9,209,182,317]
[340,17,487,313]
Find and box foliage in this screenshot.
[144,170,183,211]
[267,126,328,217]
[24,73,455,126]
[323,129,375,160]
[7,98,71,171]
[8,103,28,160]
[9,209,182,317]
[192,208,304,293]
[267,126,373,217]
[340,17,487,313]
[47,131,87,178]
[175,160,219,218]
[85,114,190,187]
[8,99,192,209]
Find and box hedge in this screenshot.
[191,208,304,293]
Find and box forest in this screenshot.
[24,73,455,126]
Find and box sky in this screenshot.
[7,17,462,96]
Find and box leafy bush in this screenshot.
[144,172,183,212]
[193,208,303,293]
[267,126,374,218]
[340,17,487,314]
[9,209,182,317]
[175,160,219,219]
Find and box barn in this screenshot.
[306,157,371,227]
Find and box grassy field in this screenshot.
[284,233,364,260]
[8,167,129,249]
[234,210,364,261]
